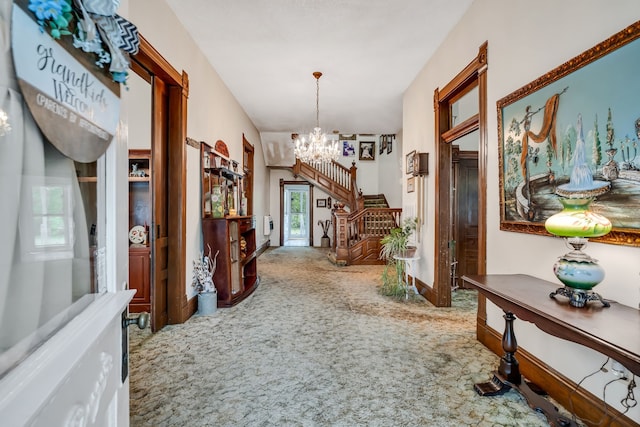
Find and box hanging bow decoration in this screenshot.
[27,0,140,85]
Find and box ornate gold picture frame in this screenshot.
[498,20,640,246]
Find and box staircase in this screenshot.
[292,159,401,265]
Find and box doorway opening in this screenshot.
[431,42,488,307]
[285,185,310,246]
[452,137,479,289]
[279,180,314,247]
[130,36,189,330]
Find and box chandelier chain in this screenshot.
[316,76,320,129]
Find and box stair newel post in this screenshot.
[333,204,350,264]
[331,209,337,252]
[349,161,358,210]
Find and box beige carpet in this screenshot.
[129,247,581,426]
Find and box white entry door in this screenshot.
[0,0,133,416]
[284,185,310,246]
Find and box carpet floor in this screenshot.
[129,246,581,426]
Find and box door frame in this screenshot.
[431,42,488,307]
[242,134,254,215]
[131,35,190,326]
[279,180,314,246]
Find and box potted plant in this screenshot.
[192,246,219,315]
[379,217,418,298]
[318,219,331,248]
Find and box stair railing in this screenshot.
[293,159,358,210]
[332,206,402,265]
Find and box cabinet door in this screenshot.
[129,248,150,312]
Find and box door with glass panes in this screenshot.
[284,185,310,246]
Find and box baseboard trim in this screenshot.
[414,277,436,306]
[477,320,635,427]
[256,239,270,257]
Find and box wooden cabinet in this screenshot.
[203,216,258,307]
[128,149,151,313]
[200,140,257,307]
[129,246,151,312]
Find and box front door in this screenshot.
[0,90,133,426]
[0,3,139,424]
[284,185,310,246]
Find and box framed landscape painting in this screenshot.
[498,20,640,246]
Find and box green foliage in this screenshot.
[378,217,418,299]
[379,217,417,261]
[379,262,406,299]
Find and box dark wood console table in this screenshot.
[462,274,640,427]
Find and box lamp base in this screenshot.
[549,286,610,308]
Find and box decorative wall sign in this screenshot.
[11,1,122,163]
[498,20,640,246]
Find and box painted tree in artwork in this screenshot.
[606,108,615,149]
[592,114,603,169]
[561,124,576,173]
[503,134,522,192]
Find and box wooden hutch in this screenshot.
[128,149,151,313]
[201,140,258,307]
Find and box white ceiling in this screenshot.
[165,0,473,138]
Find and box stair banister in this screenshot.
[292,158,358,211]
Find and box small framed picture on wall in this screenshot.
[407,176,415,193]
[316,199,327,208]
[342,140,356,157]
[406,150,415,175]
[359,141,375,160]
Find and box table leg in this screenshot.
[404,261,409,299]
[474,312,519,396]
[474,311,577,427]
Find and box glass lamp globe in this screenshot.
[544,197,612,307]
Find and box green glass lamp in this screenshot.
[544,114,612,308]
[545,197,611,307]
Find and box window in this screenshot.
[20,177,74,262]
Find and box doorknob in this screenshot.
[122,312,149,329]
[121,311,149,383]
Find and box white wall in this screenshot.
[403,0,639,422]
[125,0,269,300]
[126,72,151,150]
[378,132,404,209]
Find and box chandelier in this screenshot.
[293,71,340,165]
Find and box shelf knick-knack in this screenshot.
[211,185,224,218]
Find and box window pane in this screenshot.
[0,146,101,377]
[450,86,478,127]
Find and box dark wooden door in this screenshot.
[151,76,169,331]
[454,152,479,284]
